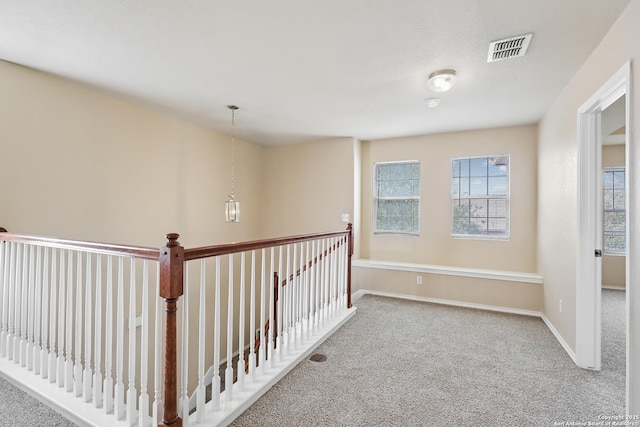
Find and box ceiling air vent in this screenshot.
[487,33,533,63]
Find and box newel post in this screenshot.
[159,233,184,427]
[347,223,353,309]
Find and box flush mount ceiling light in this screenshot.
[425,98,440,108]
[427,69,457,92]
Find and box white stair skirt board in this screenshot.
[193,306,357,427]
[0,357,131,427]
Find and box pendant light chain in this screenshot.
[230,106,236,199]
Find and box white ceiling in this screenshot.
[0,0,632,146]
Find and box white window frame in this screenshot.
[450,154,510,240]
[373,160,420,236]
[603,166,626,255]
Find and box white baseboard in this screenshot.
[353,289,577,364]
[541,313,577,363]
[356,289,542,317]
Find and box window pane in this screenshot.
[613,190,625,210]
[452,159,460,178]
[488,218,506,232]
[470,158,487,177]
[460,159,470,177]
[604,211,625,232]
[488,199,507,218]
[604,191,614,210]
[605,233,626,254]
[614,171,625,189]
[488,176,508,196]
[488,156,509,176]
[451,178,460,196]
[376,199,419,233]
[470,199,487,218]
[603,171,614,190]
[469,177,487,196]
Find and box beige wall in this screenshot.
[353,266,543,312]
[538,0,640,411]
[0,60,263,248]
[260,137,355,238]
[360,124,538,272]
[602,144,626,288]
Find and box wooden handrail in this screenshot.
[0,231,159,260]
[184,229,350,261]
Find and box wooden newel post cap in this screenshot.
[165,233,180,247]
[0,227,7,232]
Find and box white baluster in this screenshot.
[212,256,221,411]
[0,242,11,358]
[321,239,328,327]
[26,245,35,371]
[283,245,290,352]
[258,248,266,375]
[248,250,256,381]
[127,260,137,426]
[10,244,21,362]
[196,260,206,422]
[139,260,150,427]
[309,240,317,335]
[39,247,48,378]
[56,250,66,387]
[65,251,74,391]
[291,243,298,349]
[115,257,125,419]
[19,244,29,366]
[330,238,337,318]
[48,248,58,383]
[225,255,234,401]
[152,263,164,426]
[341,236,348,307]
[180,265,189,425]
[94,255,103,408]
[267,247,275,368]
[83,253,93,401]
[303,241,310,338]
[33,246,42,375]
[104,256,114,414]
[276,246,283,362]
[236,251,246,390]
[74,251,83,396]
[0,240,4,354]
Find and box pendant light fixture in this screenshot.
[225,105,240,223]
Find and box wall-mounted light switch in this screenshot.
[341,213,350,222]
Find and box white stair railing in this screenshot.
[0,225,355,427]
[180,227,355,426]
[0,233,161,427]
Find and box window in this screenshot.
[374,161,420,235]
[451,155,509,238]
[603,167,626,254]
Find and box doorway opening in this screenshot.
[576,61,632,411]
